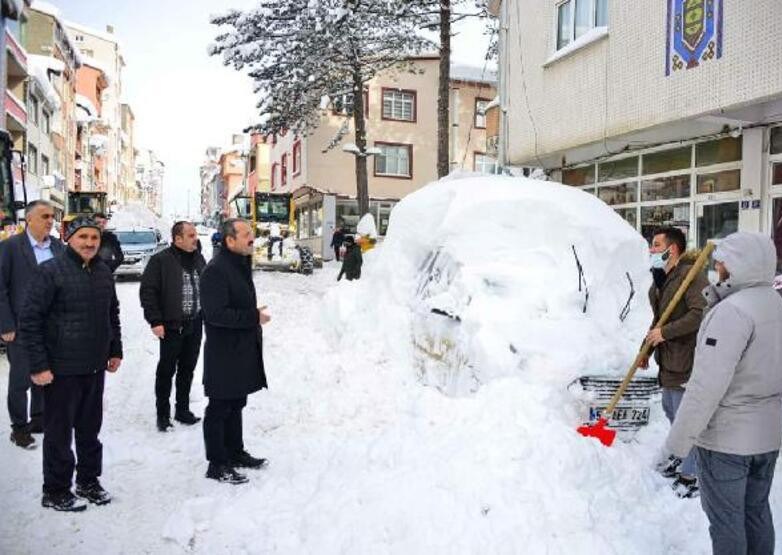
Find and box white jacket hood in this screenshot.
[705,233,777,304]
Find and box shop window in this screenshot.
[641,174,690,201]
[312,203,323,237]
[773,198,782,272]
[773,163,782,186]
[382,89,416,122]
[698,202,739,249]
[771,127,782,155]
[696,169,740,194]
[695,137,742,167]
[375,143,412,177]
[642,146,691,175]
[336,201,360,234]
[640,203,690,243]
[562,165,595,186]
[557,0,608,50]
[598,182,636,205]
[598,156,637,182]
[474,153,497,174]
[614,207,637,228]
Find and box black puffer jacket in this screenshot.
[200,248,266,399]
[338,244,363,281]
[19,248,122,376]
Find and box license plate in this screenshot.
[589,405,649,424]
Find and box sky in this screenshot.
[57,1,494,219]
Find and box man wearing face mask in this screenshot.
[643,226,709,498]
[665,233,782,555]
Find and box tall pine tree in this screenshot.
[210,1,434,216]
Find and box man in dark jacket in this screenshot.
[200,218,269,485]
[94,212,124,273]
[19,216,122,512]
[337,235,362,281]
[0,200,64,449]
[643,226,709,498]
[140,221,207,431]
[330,225,345,261]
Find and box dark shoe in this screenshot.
[156,417,174,432]
[230,450,268,469]
[42,490,88,512]
[205,464,249,485]
[672,475,700,499]
[10,427,36,449]
[174,409,201,425]
[75,480,112,505]
[27,417,44,435]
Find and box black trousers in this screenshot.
[203,396,246,465]
[6,339,44,428]
[43,371,104,494]
[155,318,202,418]
[333,246,340,262]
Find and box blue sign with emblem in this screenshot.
[666,0,723,76]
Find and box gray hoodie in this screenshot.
[666,232,782,457]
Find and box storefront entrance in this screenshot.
[695,200,739,249]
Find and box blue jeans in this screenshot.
[662,387,696,476]
[696,447,778,555]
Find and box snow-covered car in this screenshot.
[330,174,658,436]
[115,228,166,278]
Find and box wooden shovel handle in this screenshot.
[603,242,715,418]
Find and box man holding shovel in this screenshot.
[665,232,782,555]
[642,227,709,498]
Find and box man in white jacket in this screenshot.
[666,232,782,555]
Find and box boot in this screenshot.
[174,409,201,425]
[156,417,174,432]
[230,450,268,469]
[205,464,249,485]
[75,480,112,505]
[10,426,36,449]
[42,490,88,512]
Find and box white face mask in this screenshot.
[650,248,670,270]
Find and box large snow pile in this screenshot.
[109,201,170,232]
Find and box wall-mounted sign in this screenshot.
[665,0,723,76]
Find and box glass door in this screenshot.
[772,196,782,274]
[696,200,739,249]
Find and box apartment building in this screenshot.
[488,0,782,270]
[26,3,80,193]
[120,102,135,202]
[270,57,497,259]
[199,146,221,225]
[66,20,130,204]
[26,53,60,209]
[74,58,109,193]
[135,148,164,216]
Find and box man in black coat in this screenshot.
[200,218,269,485]
[19,216,122,512]
[94,213,124,273]
[330,225,345,262]
[0,200,64,449]
[140,221,207,431]
[337,235,363,281]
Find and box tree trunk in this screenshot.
[437,0,451,179]
[352,67,370,216]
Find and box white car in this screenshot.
[115,228,167,278]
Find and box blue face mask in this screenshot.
[650,248,670,270]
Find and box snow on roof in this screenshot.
[80,55,113,86]
[27,56,62,111]
[485,95,500,111]
[450,63,497,86]
[75,104,95,124]
[28,54,65,73]
[30,1,83,68]
[65,20,121,46]
[75,93,98,117]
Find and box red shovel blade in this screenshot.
[577,417,617,447]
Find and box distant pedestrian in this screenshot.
[643,226,708,498]
[337,235,362,281]
[200,218,269,484]
[331,225,345,262]
[94,212,124,273]
[0,200,64,449]
[140,221,206,432]
[20,216,122,512]
[666,232,782,555]
[211,231,222,256]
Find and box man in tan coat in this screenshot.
[642,226,709,498]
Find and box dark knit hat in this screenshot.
[65,216,101,240]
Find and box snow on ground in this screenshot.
[1,178,782,553]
